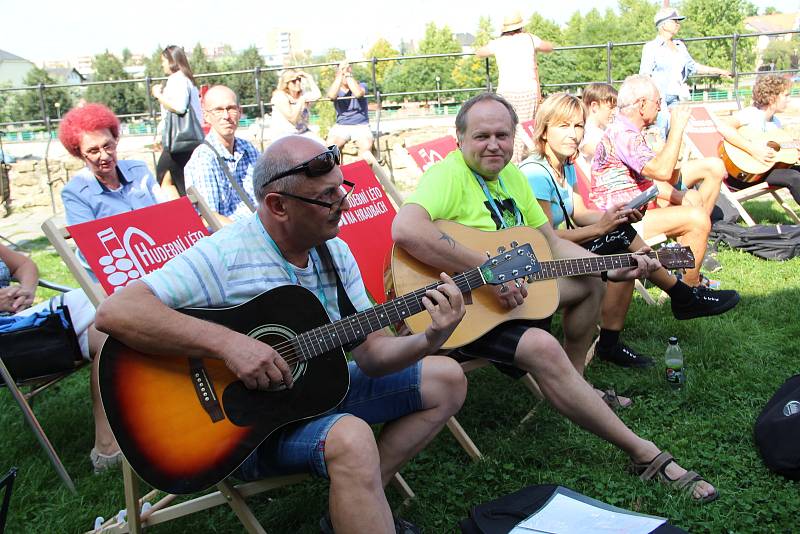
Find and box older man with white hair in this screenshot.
[589,75,737,295]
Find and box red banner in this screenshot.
[686,107,723,158]
[337,160,397,303]
[520,119,536,141]
[405,136,458,172]
[67,197,210,295]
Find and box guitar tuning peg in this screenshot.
[485,251,491,258]
[497,246,506,253]
[510,241,519,247]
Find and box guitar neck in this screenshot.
[293,268,486,360]
[531,251,657,281]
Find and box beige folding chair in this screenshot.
[0,278,90,493]
[43,189,412,534]
[685,105,800,226]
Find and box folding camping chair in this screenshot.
[43,189,413,534]
[685,106,800,226]
[0,274,92,493]
[396,135,459,177]
[0,468,16,532]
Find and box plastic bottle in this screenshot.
[665,336,685,389]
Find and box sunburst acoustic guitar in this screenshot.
[98,243,539,495]
[391,221,695,349]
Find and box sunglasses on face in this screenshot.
[266,145,342,184]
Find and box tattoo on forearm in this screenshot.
[438,232,456,248]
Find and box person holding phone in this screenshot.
[521,93,740,372]
[270,69,322,141]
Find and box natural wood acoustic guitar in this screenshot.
[391,221,696,349]
[719,126,800,184]
[98,243,538,494]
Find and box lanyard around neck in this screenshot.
[472,171,522,229]
[261,226,329,312]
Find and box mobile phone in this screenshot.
[624,185,659,211]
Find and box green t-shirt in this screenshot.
[405,150,549,231]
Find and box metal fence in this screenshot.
[2,28,800,150]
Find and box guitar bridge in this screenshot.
[189,358,224,423]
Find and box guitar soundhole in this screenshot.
[247,323,307,391]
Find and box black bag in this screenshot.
[709,221,800,261]
[754,374,800,480]
[162,107,204,154]
[0,296,82,382]
[459,484,687,534]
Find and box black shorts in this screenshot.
[579,223,638,256]
[453,318,553,379]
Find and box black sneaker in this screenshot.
[596,342,654,368]
[671,285,740,320]
[320,513,421,534]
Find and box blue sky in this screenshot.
[5,0,800,63]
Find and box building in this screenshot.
[744,12,800,69]
[45,67,86,85]
[455,33,476,54]
[0,49,35,86]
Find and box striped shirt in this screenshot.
[184,133,259,220]
[142,213,371,319]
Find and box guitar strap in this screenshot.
[315,243,365,351]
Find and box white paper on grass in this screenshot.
[509,487,666,534]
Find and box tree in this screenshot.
[121,48,133,66]
[451,16,496,92]
[86,51,146,117]
[680,0,757,75]
[10,67,74,124]
[143,46,164,79]
[383,23,461,102]
[366,38,400,87]
[190,43,216,75]
[761,38,799,71]
[227,45,276,114]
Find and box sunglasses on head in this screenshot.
[266,145,342,184]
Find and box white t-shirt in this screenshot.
[485,33,543,93]
[735,106,780,133]
[161,71,202,121]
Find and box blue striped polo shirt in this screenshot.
[142,213,371,319]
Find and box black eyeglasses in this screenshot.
[275,180,355,214]
[266,145,341,184]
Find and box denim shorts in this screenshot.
[236,360,423,481]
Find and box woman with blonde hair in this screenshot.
[270,69,322,140]
[520,93,738,377]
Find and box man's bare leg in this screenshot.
[678,158,725,216]
[556,276,604,375]
[514,328,716,500]
[643,206,711,286]
[375,356,467,485]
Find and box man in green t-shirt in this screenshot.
[392,92,718,503]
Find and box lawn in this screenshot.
[1,200,798,533]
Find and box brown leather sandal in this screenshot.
[598,388,632,410]
[632,451,719,504]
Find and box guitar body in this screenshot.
[98,286,350,494]
[391,221,558,349]
[719,127,798,183]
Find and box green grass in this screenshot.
[2,202,799,533]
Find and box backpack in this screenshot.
[754,374,800,480]
[458,484,687,534]
[709,221,800,261]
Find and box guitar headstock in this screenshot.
[480,242,541,285]
[657,245,695,270]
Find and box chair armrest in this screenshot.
[38,279,75,293]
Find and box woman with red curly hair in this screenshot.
[59,103,162,226]
[716,74,800,204]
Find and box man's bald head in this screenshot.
[253,136,327,200]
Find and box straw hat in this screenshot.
[501,11,526,34]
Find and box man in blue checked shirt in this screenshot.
[185,85,259,225]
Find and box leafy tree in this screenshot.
[10,67,74,124]
[223,45,275,113]
[143,46,164,79]
[366,38,400,87]
[383,22,461,102]
[190,43,216,75]
[121,48,133,66]
[680,0,757,75]
[761,38,799,71]
[86,51,146,117]
[763,6,777,15]
[451,16,496,93]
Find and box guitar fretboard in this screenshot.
[291,267,486,360]
[530,251,659,281]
